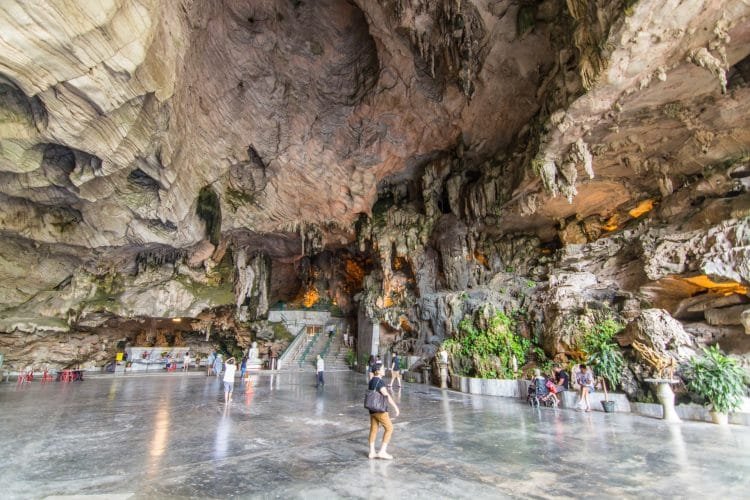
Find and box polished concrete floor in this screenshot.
[1,371,748,499]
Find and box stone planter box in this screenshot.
[450,375,461,391]
[403,370,421,384]
[455,376,526,398]
[631,401,750,425]
[558,391,631,413]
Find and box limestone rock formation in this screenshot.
[618,309,695,363]
[0,0,749,386]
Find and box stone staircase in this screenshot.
[282,323,350,372]
[320,330,350,371]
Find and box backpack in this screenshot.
[545,379,557,394]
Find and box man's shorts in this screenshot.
[223,381,234,393]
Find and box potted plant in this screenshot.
[598,376,615,412]
[345,349,357,368]
[583,323,624,413]
[682,345,745,424]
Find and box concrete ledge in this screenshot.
[630,402,663,419]
[445,376,750,425]
[456,376,526,398]
[631,401,750,425]
[558,391,632,413]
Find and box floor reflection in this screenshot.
[107,379,119,401]
[2,371,749,499]
[440,389,454,434]
[315,392,325,416]
[214,407,231,460]
[244,376,255,407]
[147,402,171,476]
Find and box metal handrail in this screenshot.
[320,330,335,358]
[277,325,307,369]
[298,331,321,367]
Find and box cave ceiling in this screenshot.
[0,0,749,324]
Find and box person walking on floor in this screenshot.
[388,353,402,389]
[207,351,216,376]
[223,357,237,404]
[316,354,325,388]
[368,365,400,459]
[183,351,190,372]
[368,355,382,381]
[213,353,223,378]
[240,356,248,380]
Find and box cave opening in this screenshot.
[437,185,452,214]
[196,185,222,245]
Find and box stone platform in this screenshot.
[0,371,748,498]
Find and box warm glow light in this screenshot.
[602,214,619,231]
[172,318,181,323]
[681,275,748,295]
[345,259,365,286]
[628,199,654,218]
[473,252,489,268]
[302,287,320,308]
[399,316,412,332]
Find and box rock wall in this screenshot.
[0,0,749,383]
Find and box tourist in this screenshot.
[207,350,216,376]
[368,355,382,381]
[367,355,376,380]
[388,353,402,389]
[183,351,190,372]
[240,356,248,380]
[223,357,237,404]
[316,354,325,388]
[267,347,274,370]
[576,364,594,412]
[553,364,569,392]
[367,365,400,459]
[213,353,223,378]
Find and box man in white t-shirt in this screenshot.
[183,351,190,372]
[316,354,325,388]
[223,357,237,404]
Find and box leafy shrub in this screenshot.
[444,310,529,379]
[579,315,625,388]
[682,345,746,413]
[345,349,357,367]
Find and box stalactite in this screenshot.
[136,247,187,273]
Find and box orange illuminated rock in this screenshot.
[628,199,655,219]
[602,215,619,232]
[302,288,320,308]
[681,275,748,296]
